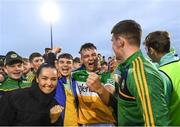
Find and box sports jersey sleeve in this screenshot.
[128,57,169,126]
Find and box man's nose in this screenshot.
[89,56,94,60]
[15,66,22,70]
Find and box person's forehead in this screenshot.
[41,68,57,74]
[58,58,73,62]
[6,62,22,67]
[33,57,43,60]
[81,48,97,55]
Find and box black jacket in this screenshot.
[0,82,62,126]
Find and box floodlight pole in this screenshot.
[50,22,53,49]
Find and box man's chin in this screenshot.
[11,77,21,80]
[61,73,70,77]
[86,67,94,72]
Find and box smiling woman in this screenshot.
[0,64,63,126]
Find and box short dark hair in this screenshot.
[73,57,80,63]
[79,42,97,54]
[58,53,73,61]
[45,48,51,53]
[36,63,57,78]
[111,19,142,46]
[0,55,4,66]
[144,31,170,53]
[22,58,29,63]
[29,52,42,62]
[101,61,108,66]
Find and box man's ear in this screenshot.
[118,36,125,47]
[149,47,156,55]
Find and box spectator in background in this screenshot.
[108,56,112,63]
[26,52,44,82]
[43,48,52,63]
[144,30,180,125]
[102,56,106,63]
[98,53,106,65]
[0,51,31,97]
[0,56,5,82]
[73,57,81,70]
[22,58,31,78]
[100,61,108,73]
[45,47,61,67]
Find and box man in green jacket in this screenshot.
[86,20,170,126]
[144,30,180,125]
[0,51,31,97]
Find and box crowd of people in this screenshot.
[0,19,179,126]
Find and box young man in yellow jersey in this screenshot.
[55,53,78,126]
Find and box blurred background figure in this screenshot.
[43,48,52,63]
[100,61,108,73]
[22,58,31,78]
[26,52,44,82]
[0,56,5,82]
[45,47,61,67]
[72,57,81,70]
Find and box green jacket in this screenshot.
[0,77,31,96]
[115,50,169,126]
[159,52,180,125]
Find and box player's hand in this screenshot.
[52,47,61,54]
[86,72,103,94]
[50,105,64,123]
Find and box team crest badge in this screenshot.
[11,54,17,58]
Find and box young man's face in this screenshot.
[58,58,73,77]
[36,68,58,94]
[23,61,31,75]
[81,48,98,72]
[73,62,81,70]
[101,64,108,73]
[111,35,124,62]
[31,57,44,71]
[4,63,23,80]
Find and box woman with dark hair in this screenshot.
[0,64,63,125]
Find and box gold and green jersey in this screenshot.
[26,70,36,82]
[115,50,170,126]
[72,70,116,124]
